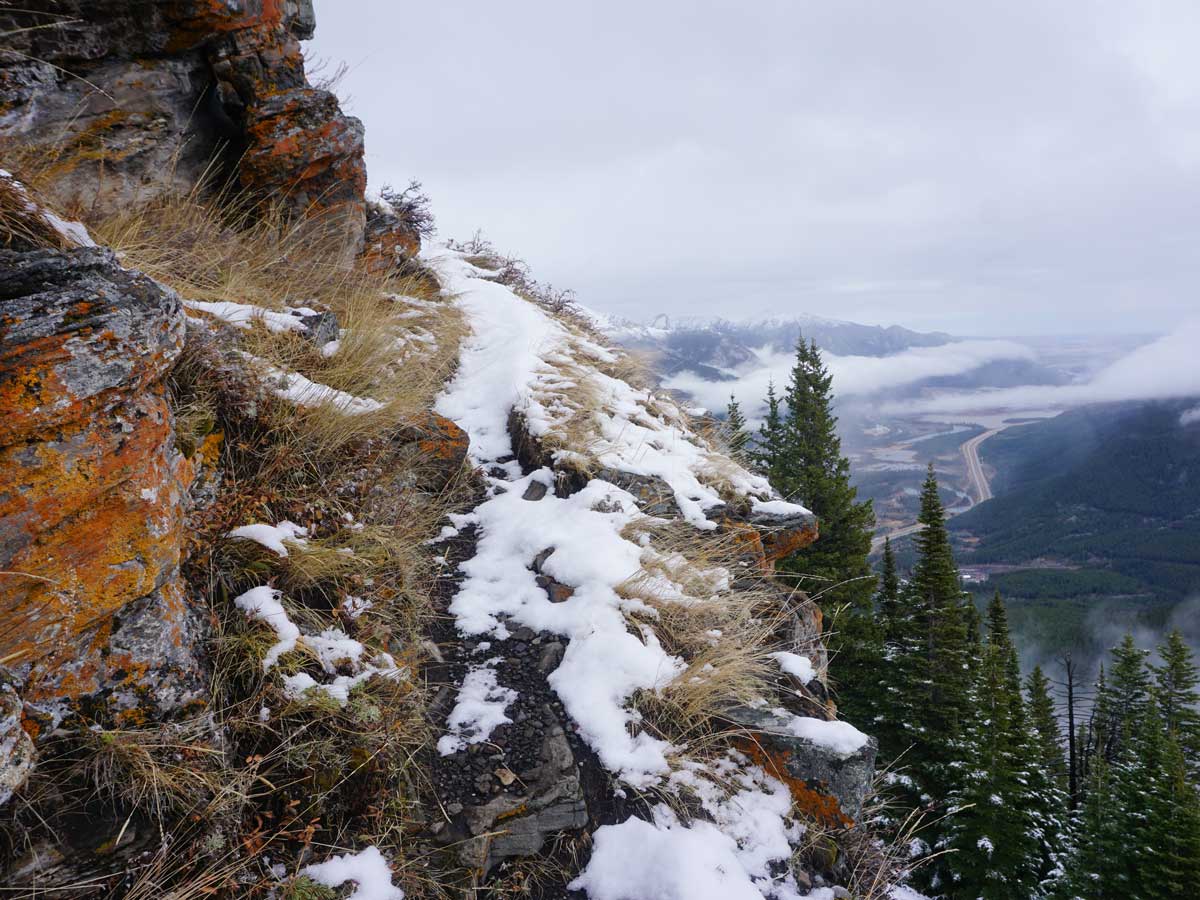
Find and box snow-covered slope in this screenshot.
[424,247,873,898]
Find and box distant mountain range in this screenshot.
[588,311,954,379]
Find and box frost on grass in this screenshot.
[301,845,404,900]
[436,661,518,755]
[226,520,309,557]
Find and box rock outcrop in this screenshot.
[0,238,207,735]
[0,1,366,248]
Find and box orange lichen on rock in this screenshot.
[735,736,854,829]
[721,518,771,573]
[0,246,188,707]
[761,517,820,564]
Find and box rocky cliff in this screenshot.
[0,5,882,898]
[0,0,366,248]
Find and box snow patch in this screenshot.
[233,586,301,670]
[301,845,404,900]
[436,662,518,755]
[227,520,308,557]
[446,469,681,785]
[183,299,314,334]
[770,710,869,757]
[771,652,816,685]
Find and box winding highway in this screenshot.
[870,425,1005,552]
[960,426,1004,504]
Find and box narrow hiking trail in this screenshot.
[421,247,871,899]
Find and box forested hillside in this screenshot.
[951,400,1200,601]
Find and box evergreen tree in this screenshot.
[904,465,973,767]
[1097,636,1153,763]
[1025,665,1071,896]
[725,393,750,456]
[1027,665,1068,780]
[1059,753,1124,900]
[1152,729,1200,899]
[1152,629,1200,775]
[942,592,1041,900]
[1057,639,1200,900]
[772,339,876,614]
[756,339,880,726]
[755,380,786,484]
[877,537,901,639]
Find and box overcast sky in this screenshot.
[310,0,1200,335]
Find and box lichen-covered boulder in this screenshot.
[0,245,194,723]
[725,705,876,827]
[752,507,820,564]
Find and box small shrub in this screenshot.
[379,179,436,239]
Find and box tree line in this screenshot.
[731,339,1200,899]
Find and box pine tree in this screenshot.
[877,537,901,638]
[1025,665,1071,896]
[1097,635,1153,763]
[1152,629,1200,776]
[757,339,880,726]
[1056,639,1200,900]
[905,465,973,767]
[725,393,750,456]
[1027,665,1068,780]
[1152,729,1200,899]
[942,592,1041,900]
[772,339,876,614]
[754,380,786,484]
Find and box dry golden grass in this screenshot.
[92,190,465,461]
[77,722,236,826]
[618,518,790,754]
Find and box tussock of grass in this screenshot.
[618,519,789,753]
[92,190,465,462]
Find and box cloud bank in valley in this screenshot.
[663,339,1033,416]
[889,318,1200,415]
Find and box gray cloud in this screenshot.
[311,0,1200,335]
[889,317,1200,415]
[663,339,1033,416]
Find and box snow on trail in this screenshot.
[431,255,561,468]
[424,245,826,894]
[427,248,810,527]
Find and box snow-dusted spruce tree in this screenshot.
[1025,664,1071,896]
[725,393,751,455]
[941,592,1041,900]
[892,467,974,787]
[754,379,786,481]
[1056,636,1200,900]
[1152,629,1200,777]
[752,339,882,725]
[872,466,978,895]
